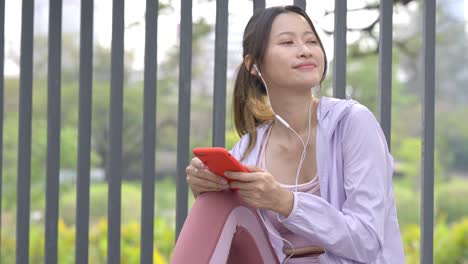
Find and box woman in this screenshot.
[172,5,405,264]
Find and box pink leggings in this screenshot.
[171,191,280,264]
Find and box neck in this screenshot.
[269,91,316,137]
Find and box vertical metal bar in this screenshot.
[140,0,158,262]
[175,0,192,240]
[44,0,62,263]
[16,0,34,262]
[75,0,93,263]
[212,0,228,147]
[0,0,5,260]
[107,0,124,262]
[293,0,306,10]
[421,0,435,263]
[253,0,265,13]
[378,0,393,150]
[333,0,346,99]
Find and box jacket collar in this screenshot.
[317,96,357,140]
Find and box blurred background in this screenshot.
[1,0,468,263]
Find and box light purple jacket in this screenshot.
[230,97,405,263]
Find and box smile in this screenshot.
[294,64,317,70]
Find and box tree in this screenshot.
[320,0,417,55]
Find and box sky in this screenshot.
[3,0,467,76]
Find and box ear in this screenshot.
[244,55,257,76]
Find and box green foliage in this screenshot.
[392,137,445,188]
[60,183,143,225]
[2,179,176,263]
[1,116,100,210]
[324,47,415,115]
[155,178,177,222]
[402,217,468,263]
[225,129,240,151]
[2,77,101,210]
[155,218,175,260]
[394,185,421,228]
[436,107,468,171]
[1,233,16,263]
[90,218,171,263]
[0,219,169,264]
[401,223,420,264]
[394,137,422,187]
[2,15,215,201]
[394,178,468,229]
[90,81,149,177]
[154,177,196,224]
[435,179,468,224]
[394,180,468,264]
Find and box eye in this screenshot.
[280,40,294,45]
[307,40,318,44]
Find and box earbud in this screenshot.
[253,63,290,128]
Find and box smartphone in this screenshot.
[192,147,249,182]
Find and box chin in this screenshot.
[292,83,317,91]
[299,79,320,89]
[283,77,320,90]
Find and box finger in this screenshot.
[244,165,265,173]
[187,174,229,191]
[187,166,229,185]
[191,157,207,169]
[229,179,258,191]
[199,169,230,185]
[186,165,203,180]
[224,171,256,182]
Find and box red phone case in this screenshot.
[192,147,249,182]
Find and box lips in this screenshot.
[293,62,318,69]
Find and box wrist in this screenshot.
[276,189,294,218]
[191,188,200,199]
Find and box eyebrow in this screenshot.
[274,31,316,38]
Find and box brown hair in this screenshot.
[233,5,328,160]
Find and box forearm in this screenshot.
[278,192,383,262]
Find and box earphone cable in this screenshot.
[256,66,314,262]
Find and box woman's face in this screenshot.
[260,12,325,91]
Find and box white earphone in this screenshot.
[253,64,291,128]
[252,63,313,263]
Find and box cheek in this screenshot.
[314,48,325,63]
[262,55,289,76]
[313,49,326,76]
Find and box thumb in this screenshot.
[245,165,264,172]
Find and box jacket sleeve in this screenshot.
[277,105,390,263]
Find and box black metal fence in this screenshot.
[0,0,436,263]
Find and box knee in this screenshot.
[194,191,247,214]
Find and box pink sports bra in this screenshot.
[258,123,321,251]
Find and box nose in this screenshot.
[297,43,313,58]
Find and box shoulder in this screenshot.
[229,123,271,160]
[317,96,383,142]
[318,96,376,126]
[342,103,379,131]
[339,102,389,154]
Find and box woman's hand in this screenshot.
[225,165,294,217]
[186,157,230,198]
